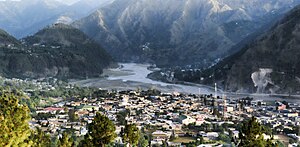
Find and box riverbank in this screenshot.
[70,63,300,104]
[70,63,214,94]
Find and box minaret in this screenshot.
[223,94,227,120]
[212,83,217,110]
[214,83,217,98]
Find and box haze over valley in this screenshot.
[3,1,300,147]
[0,0,300,95]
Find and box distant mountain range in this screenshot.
[197,5,300,94]
[0,0,114,38]
[0,24,114,79]
[1,0,300,68]
[73,0,300,67]
[1,0,300,93]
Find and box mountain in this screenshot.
[73,0,300,68]
[58,0,115,24]
[200,5,300,94]
[0,0,114,38]
[0,29,20,46]
[0,24,114,79]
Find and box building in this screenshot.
[178,115,196,125]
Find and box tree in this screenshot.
[0,90,32,146]
[147,88,161,96]
[80,112,117,147]
[202,123,211,132]
[282,101,290,109]
[213,108,221,117]
[199,136,204,144]
[211,98,215,107]
[138,131,149,147]
[218,132,231,143]
[68,108,79,122]
[122,123,140,146]
[117,109,130,125]
[238,117,275,147]
[58,132,73,147]
[203,97,207,105]
[29,128,51,147]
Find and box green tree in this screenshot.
[138,131,149,147]
[218,132,231,143]
[29,128,51,147]
[282,101,289,109]
[122,123,140,146]
[58,132,73,147]
[117,109,130,125]
[238,117,274,147]
[68,108,79,122]
[0,90,32,146]
[199,136,204,144]
[80,112,117,147]
[213,108,221,118]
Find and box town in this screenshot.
[26,82,300,147]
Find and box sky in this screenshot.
[0,0,81,5]
[55,0,81,5]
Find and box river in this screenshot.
[71,63,215,94]
[71,63,300,104]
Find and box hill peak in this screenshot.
[25,23,92,47]
[0,29,20,46]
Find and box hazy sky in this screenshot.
[0,0,81,5]
[56,0,81,5]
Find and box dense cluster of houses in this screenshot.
[29,89,300,146]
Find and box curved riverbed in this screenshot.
[71,63,300,104]
[71,63,215,94]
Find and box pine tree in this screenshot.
[29,127,51,147]
[238,117,275,147]
[58,132,73,147]
[138,131,149,147]
[0,90,32,147]
[80,112,117,147]
[122,123,140,146]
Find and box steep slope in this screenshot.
[0,0,66,38]
[73,0,300,67]
[58,0,115,24]
[0,0,114,38]
[201,5,300,94]
[0,24,114,79]
[0,29,20,46]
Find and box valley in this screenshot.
[1,0,300,94]
[70,63,215,95]
[71,63,300,104]
[2,0,300,146]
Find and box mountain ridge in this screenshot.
[0,0,114,38]
[0,24,114,79]
[73,0,300,67]
[200,5,300,94]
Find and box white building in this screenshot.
[179,115,196,125]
